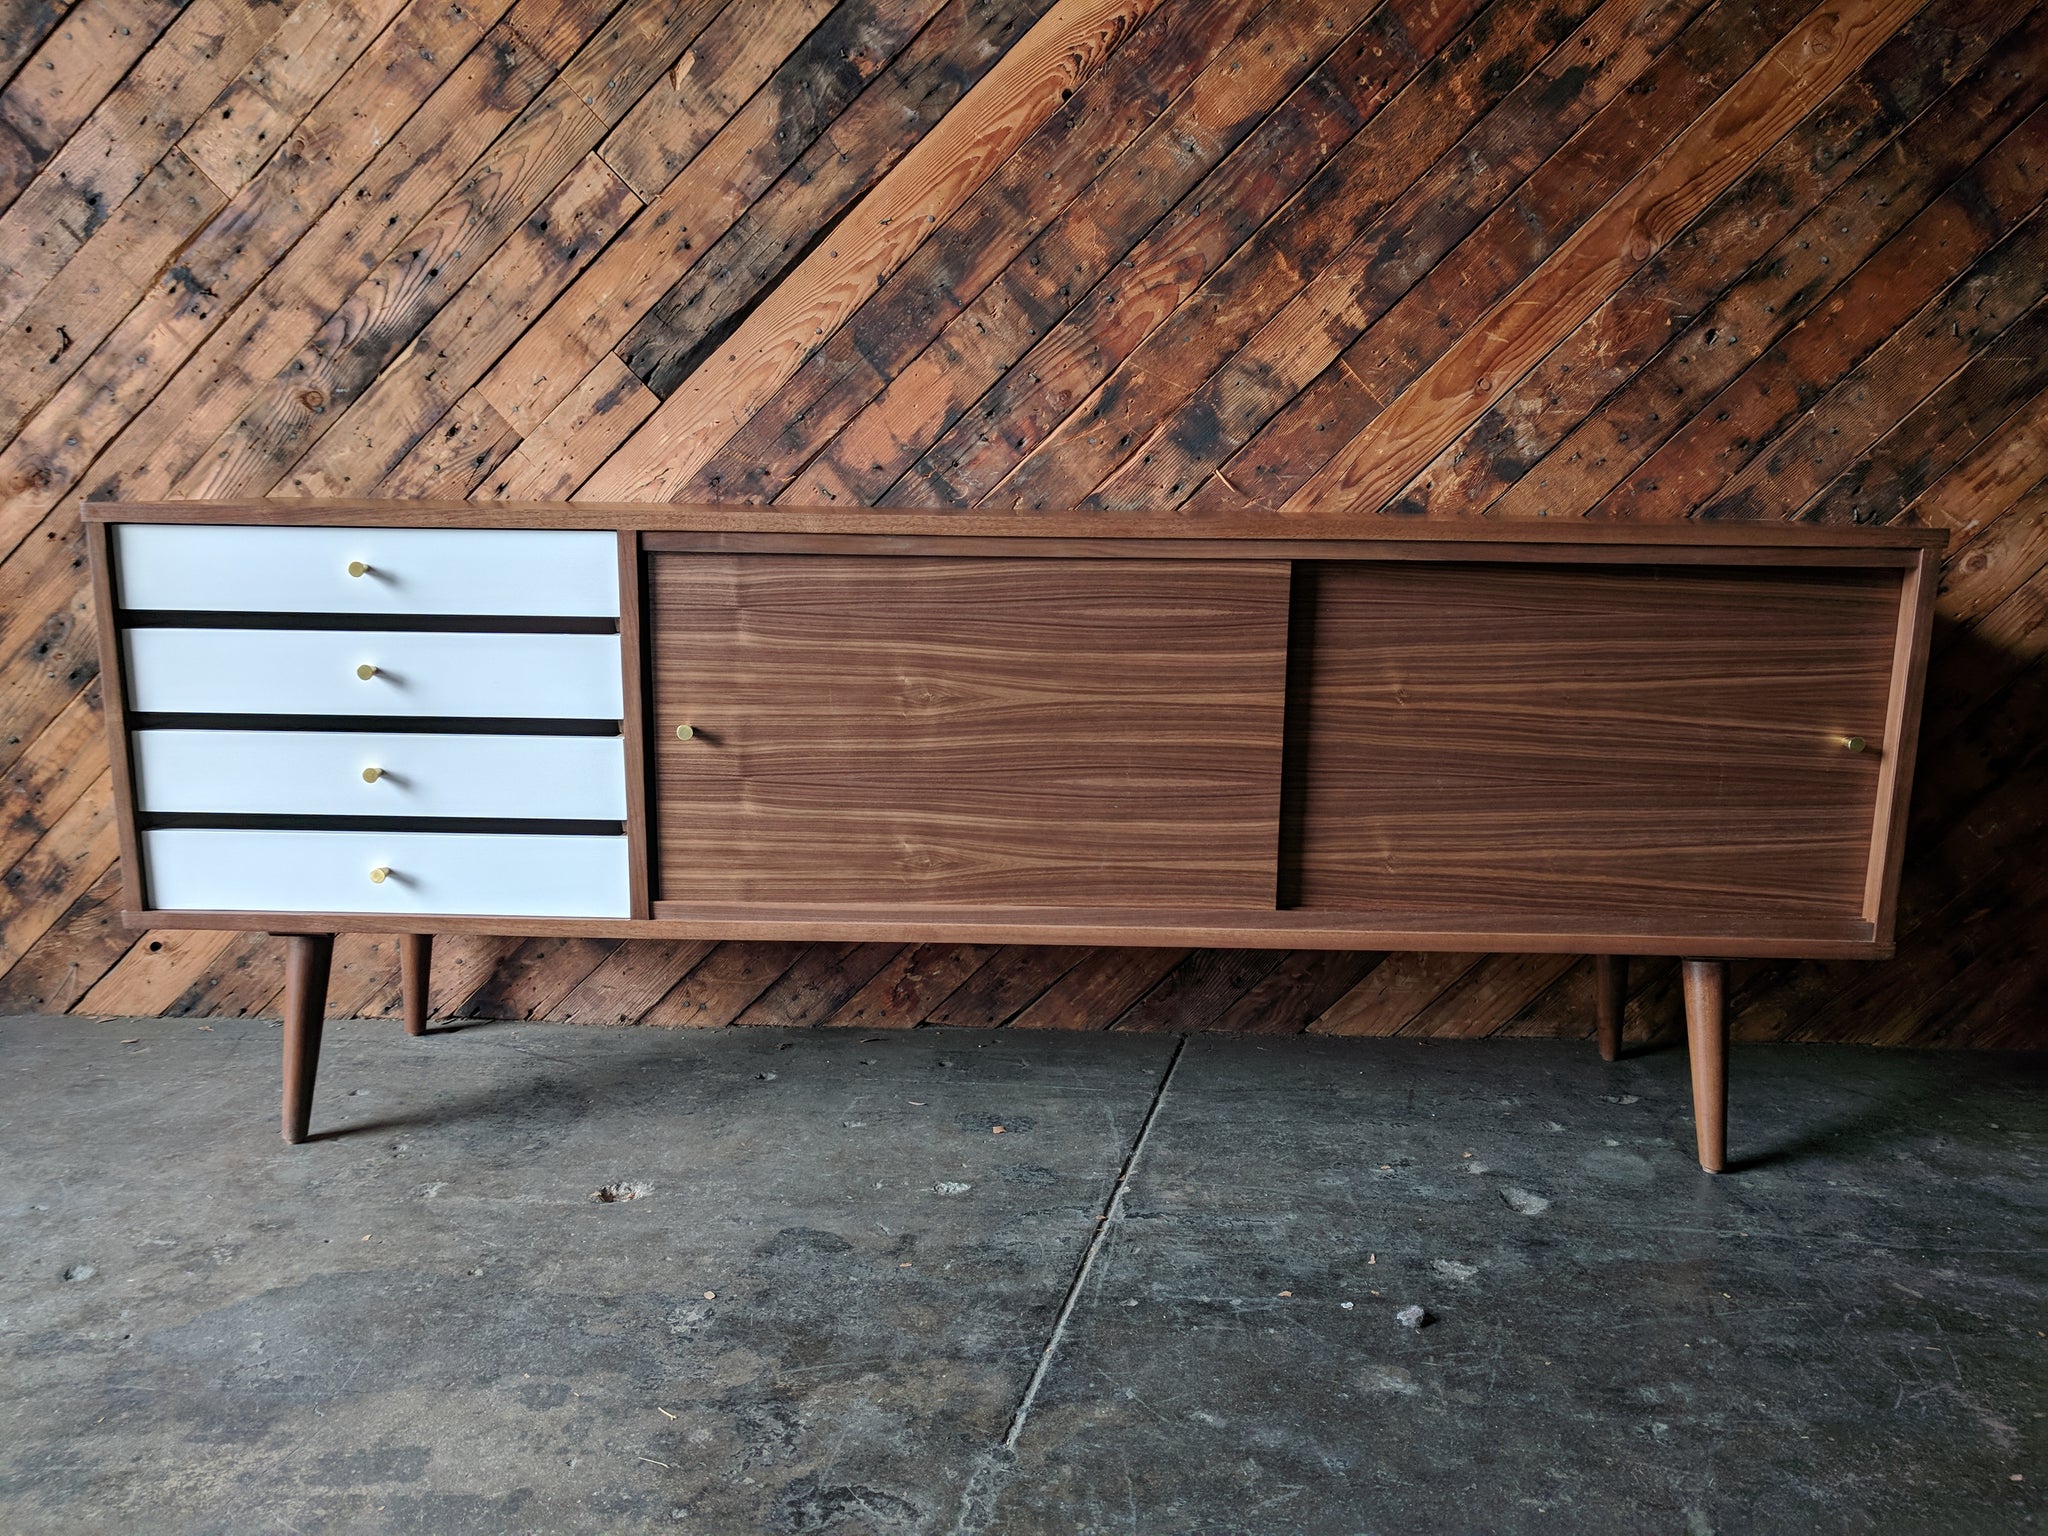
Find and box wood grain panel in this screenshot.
[1288,562,1904,927]
[649,554,1289,907]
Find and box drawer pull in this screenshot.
[1840,735,1870,754]
[356,663,379,680]
[675,723,695,741]
[361,766,384,783]
[347,560,373,578]
[369,866,391,884]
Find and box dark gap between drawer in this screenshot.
[119,611,619,635]
[128,714,623,735]
[139,813,626,836]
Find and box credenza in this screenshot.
[85,502,1944,1170]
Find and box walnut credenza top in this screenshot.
[86,500,1943,962]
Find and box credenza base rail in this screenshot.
[138,908,1881,957]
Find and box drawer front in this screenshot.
[125,629,624,718]
[132,730,627,819]
[143,828,631,916]
[114,524,619,617]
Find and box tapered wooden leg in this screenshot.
[1595,954,1627,1062]
[401,933,432,1037]
[1681,958,1728,1174]
[282,933,334,1145]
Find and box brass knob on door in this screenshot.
[675,724,695,741]
[1840,735,1870,754]
[361,766,384,783]
[347,560,372,578]
[369,866,391,884]
[356,663,379,680]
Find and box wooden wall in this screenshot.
[2,0,2042,1049]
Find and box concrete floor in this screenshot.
[0,1015,2040,1535]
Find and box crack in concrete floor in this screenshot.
[952,1035,1188,1534]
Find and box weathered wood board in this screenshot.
[2,0,2042,1048]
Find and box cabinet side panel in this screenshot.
[1863,546,1939,941]
[87,520,148,915]
[619,531,653,920]
[1289,561,1901,929]
[651,555,1290,908]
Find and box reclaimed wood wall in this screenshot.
[2,0,2043,1049]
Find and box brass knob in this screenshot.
[675,723,694,741]
[361,766,383,783]
[356,663,378,680]
[347,560,372,578]
[369,866,391,884]
[1840,735,1869,754]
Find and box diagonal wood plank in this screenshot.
[0,0,538,546]
[1024,0,1725,512]
[1108,948,1290,1032]
[813,0,1405,508]
[0,0,304,326]
[613,0,1058,404]
[1695,244,2048,522]
[1177,0,1857,514]
[578,0,1165,500]
[1396,0,2045,521]
[968,0,1612,513]
[730,941,906,1027]
[474,0,946,436]
[0,0,87,98]
[280,149,641,495]
[0,0,2041,1055]
[922,944,1090,1026]
[169,88,625,498]
[549,938,718,1023]
[822,943,1001,1029]
[0,149,226,444]
[0,767,116,979]
[472,353,656,499]
[675,0,1270,503]
[0,0,177,213]
[177,0,418,196]
[382,391,524,496]
[1277,0,1928,517]
[1586,115,2048,522]
[0,861,127,1015]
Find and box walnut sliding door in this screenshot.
[1283,561,1905,935]
[650,554,1290,909]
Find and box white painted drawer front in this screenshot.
[133,730,627,819]
[125,629,624,718]
[143,829,630,916]
[115,524,619,616]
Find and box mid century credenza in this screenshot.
[84,502,1943,1171]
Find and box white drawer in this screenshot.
[115,524,619,616]
[124,629,624,718]
[132,730,627,820]
[142,828,631,917]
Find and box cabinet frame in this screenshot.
[86,501,1945,1166]
[87,501,1942,961]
